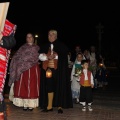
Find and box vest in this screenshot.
[42,48,58,70]
[80,70,91,86]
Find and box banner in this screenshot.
[0,20,16,93]
[2,19,16,36]
[0,2,10,33]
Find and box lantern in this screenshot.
[46,68,52,78]
[99,63,103,67]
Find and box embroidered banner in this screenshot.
[0,20,15,94]
[2,19,16,36]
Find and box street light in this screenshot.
[35,34,38,45]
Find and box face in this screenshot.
[84,50,89,55]
[26,33,34,44]
[75,46,81,52]
[82,62,89,69]
[77,54,83,62]
[48,31,57,43]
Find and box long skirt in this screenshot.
[12,64,40,108]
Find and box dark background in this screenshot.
[1,1,120,66]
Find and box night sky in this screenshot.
[1,1,120,61]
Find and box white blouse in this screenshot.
[82,69,94,85]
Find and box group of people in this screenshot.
[70,51,94,111]
[0,29,104,119]
[8,29,73,114]
[69,44,107,111]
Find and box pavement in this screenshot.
[2,86,120,120]
[3,67,120,120]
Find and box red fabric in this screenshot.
[2,19,16,36]
[0,113,4,120]
[14,64,40,99]
[0,19,15,94]
[80,71,91,85]
[0,47,8,93]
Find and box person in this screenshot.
[68,51,73,69]
[95,63,107,89]
[70,53,83,104]
[83,49,90,62]
[8,33,40,111]
[79,60,94,111]
[89,46,99,88]
[89,45,104,88]
[0,31,16,119]
[70,45,82,62]
[39,29,73,114]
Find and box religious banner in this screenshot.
[0,2,15,95]
[0,20,16,94]
[0,2,10,33]
[2,19,16,36]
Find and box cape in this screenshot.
[39,40,73,109]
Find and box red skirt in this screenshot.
[14,64,40,99]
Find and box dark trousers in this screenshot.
[79,86,93,104]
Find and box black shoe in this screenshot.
[58,109,63,114]
[23,107,27,111]
[75,101,79,104]
[28,108,34,111]
[41,108,53,112]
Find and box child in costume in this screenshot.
[71,53,83,104]
[79,60,94,111]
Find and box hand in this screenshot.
[48,54,55,60]
[91,84,94,88]
[76,76,80,82]
[54,53,57,57]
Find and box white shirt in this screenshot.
[82,69,94,85]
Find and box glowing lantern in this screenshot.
[99,63,103,67]
[46,68,52,78]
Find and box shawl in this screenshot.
[8,43,40,86]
